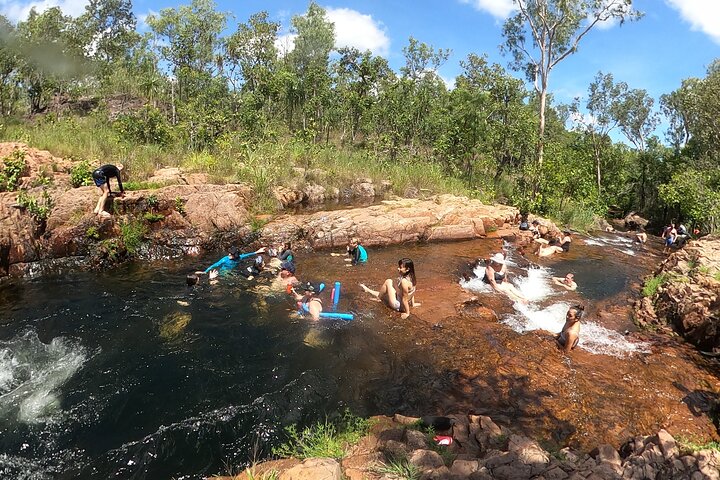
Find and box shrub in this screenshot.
[0,149,27,192]
[271,411,372,460]
[642,273,669,297]
[120,219,146,255]
[373,457,420,480]
[143,212,164,223]
[114,105,172,146]
[174,197,186,215]
[676,436,720,455]
[16,188,54,223]
[85,226,100,240]
[70,159,94,188]
[147,194,159,210]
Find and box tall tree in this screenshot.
[572,71,624,193]
[74,0,138,65]
[501,0,641,194]
[0,15,20,115]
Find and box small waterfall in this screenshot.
[0,330,87,424]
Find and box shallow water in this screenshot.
[0,234,718,478]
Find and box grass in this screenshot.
[271,410,373,460]
[120,219,146,255]
[373,457,420,480]
[642,273,669,297]
[242,467,279,480]
[675,436,720,455]
[547,200,599,233]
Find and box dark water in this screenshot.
[0,235,712,479]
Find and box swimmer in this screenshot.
[552,273,577,291]
[345,237,368,266]
[535,238,564,257]
[557,305,584,353]
[195,246,266,276]
[483,252,528,304]
[558,230,572,252]
[290,281,323,321]
[360,258,419,319]
[635,227,647,244]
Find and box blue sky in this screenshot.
[2,0,719,121]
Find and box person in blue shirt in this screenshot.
[346,237,368,266]
[195,246,266,277]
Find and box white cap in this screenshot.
[489,253,505,264]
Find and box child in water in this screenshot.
[345,237,368,266]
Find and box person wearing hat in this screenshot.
[484,252,528,304]
[195,246,266,276]
[289,282,323,321]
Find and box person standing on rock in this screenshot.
[360,258,419,319]
[92,164,125,217]
[557,305,584,353]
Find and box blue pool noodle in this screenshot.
[318,312,354,321]
[332,281,341,306]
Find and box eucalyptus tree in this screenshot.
[286,2,335,138]
[572,71,624,193]
[0,15,20,115]
[333,47,391,143]
[74,0,138,65]
[611,86,660,211]
[440,53,533,189]
[16,7,84,113]
[500,0,641,192]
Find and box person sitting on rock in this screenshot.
[557,305,584,353]
[360,258,419,319]
[482,253,528,304]
[552,273,577,291]
[92,164,125,217]
[535,239,564,258]
[635,227,647,244]
[558,230,572,252]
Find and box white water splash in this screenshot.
[0,330,87,424]
[460,262,556,304]
[504,302,649,358]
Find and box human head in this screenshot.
[283,241,291,250]
[254,255,264,269]
[532,220,540,226]
[398,258,416,286]
[117,163,124,171]
[563,230,571,236]
[567,304,584,321]
[489,253,505,265]
[349,237,359,246]
[186,273,199,286]
[228,246,239,259]
[565,273,574,283]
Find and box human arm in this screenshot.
[203,256,229,274]
[485,266,501,292]
[115,168,124,193]
[400,278,412,319]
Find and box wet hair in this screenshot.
[283,241,292,250]
[186,274,199,286]
[228,246,239,257]
[568,304,584,319]
[398,258,417,286]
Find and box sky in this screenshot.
[1,0,719,128]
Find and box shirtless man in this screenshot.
[557,305,584,353]
[552,273,577,291]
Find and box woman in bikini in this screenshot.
[360,258,418,319]
[484,252,528,304]
[290,282,323,321]
[557,305,584,353]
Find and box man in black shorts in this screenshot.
[92,164,124,216]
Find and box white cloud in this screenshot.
[325,7,389,57]
[274,32,297,57]
[0,0,88,22]
[459,0,516,19]
[666,0,720,44]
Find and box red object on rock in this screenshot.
[434,435,453,445]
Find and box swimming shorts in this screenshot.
[392,298,401,311]
[92,170,107,187]
[665,237,673,247]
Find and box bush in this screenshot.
[174,197,186,215]
[70,158,94,188]
[143,212,164,223]
[272,411,373,460]
[16,188,54,223]
[114,105,172,146]
[86,226,100,240]
[120,219,146,255]
[642,273,669,297]
[0,149,27,192]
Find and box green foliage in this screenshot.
[373,457,420,480]
[642,273,669,298]
[124,181,165,191]
[547,200,600,233]
[271,410,372,460]
[243,468,279,480]
[715,271,720,283]
[70,158,94,188]
[99,239,121,261]
[174,196,186,215]
[675,436,720,455]
[658,169,720,233]
[0,149,27,192]
[31,168,53,187]
[114,105,172,145]
[120,219,146,255]
[85,226,100,240]
[146,194,159,209]
[143,212,165,223]
[16,188,53,222]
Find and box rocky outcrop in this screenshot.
[0,143,520,279]
[219,414,720,480]
[634,235,720,353]
[259,195,518,249]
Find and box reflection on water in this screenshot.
[0,235,717,479]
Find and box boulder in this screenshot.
[278,458,342,480]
